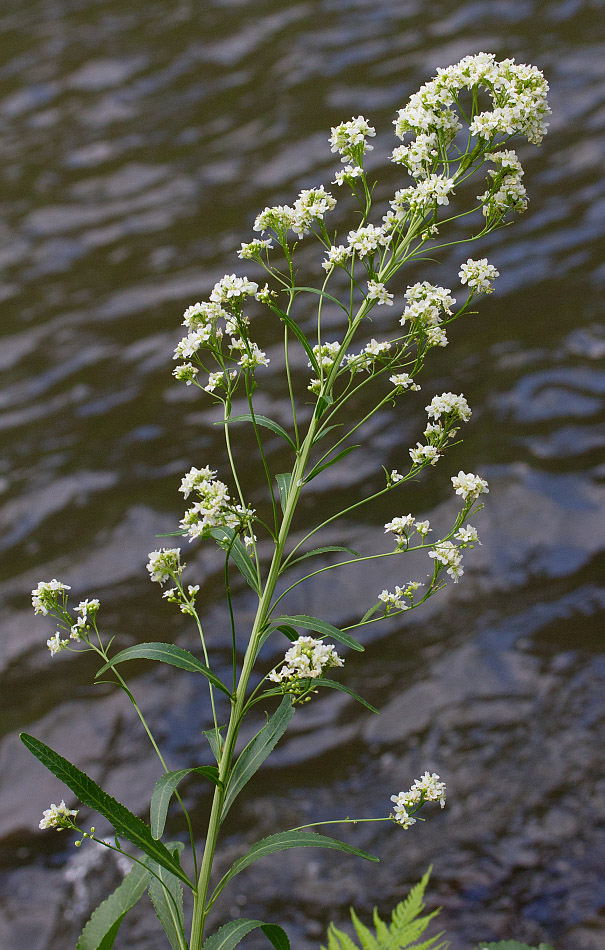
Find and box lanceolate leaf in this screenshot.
[219,413,296,451]
[148,843,187,950]
[203,725,225,763]
[95,644,232,697]
[272,306,320,375]
[221,697,294,820]
[202,918,291,950]
[213,831,378,900]
[273,614,364,652]
[210,526,261,594]
[20,734,192,888]
[150,767,221,840]
[314,678,379,714]
[76,861,151,950]
[276,473,292,514]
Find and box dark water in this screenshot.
[1,1,604,948]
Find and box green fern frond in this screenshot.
[321,868,447,950]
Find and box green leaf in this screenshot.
[221,697,294,820]
[312,423,343,444]
[76,861,151,950]
[274,614,364,652]
[290,285,351,316]
[219,414,296,451]
[213,830,378,900]
[275,624,299,641]
[276,473,292,514]
[203,726,225,763]
[287,545,360,568]
[314,678,378,714]
[202,919,290,950]
[150,767,222,839]
[210,526,261,595]
[20,734,192,888]
[315,392,334,419]
[272,305,320,374]
[95,643,232,698]
[148,843,187,950]
[305,445,359,483]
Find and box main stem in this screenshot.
[189,299,371,949]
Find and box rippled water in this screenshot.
[1,1,604,948]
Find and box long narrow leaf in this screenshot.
[276,473,292,514]
[314,678,378,714]
[290,285,351,316]
[76,861,151,950]
[95,644,232,697]
[273,306,320,375]
[203,726,225,763]
[20,734,192,888]
[218,414,296,451]
[203,919,290,950]
[210,526,261,594]
[221,698,294,820]
[274,614,364,652]
[305,445,359,483]
[150,767,221,839]
[214,830,378,899]
[148,843,187,950]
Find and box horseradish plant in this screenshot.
[25,52,550,950]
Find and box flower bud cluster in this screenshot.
[146,548,183,585]
[391,771,447,829]
[459,258,499,294]
[479,149,527,219]
[329,115,376,164]
[378,580,423,613]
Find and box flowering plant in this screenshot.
[23,53,549,950]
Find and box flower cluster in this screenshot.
[39,800,79,831]
[178,466,254,541]
[70,598,100,639]
[479,149,527,219]
[253,185,337,241]
[425,392,471,423]
[378,580,423,613]
[391,772,447,829]
[390,174,455,216]
[384,515,430,551]
[451,471,489,501]
[428,539,464,582]
[400,282,455,328]
[329,115,376,164]
[32,579,71,616]
[459,258,499,294]
[146,548,183,585]
[268,636,343,692]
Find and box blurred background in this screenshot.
[0,1,604,948]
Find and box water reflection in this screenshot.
[0,1,604,948]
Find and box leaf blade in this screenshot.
[219,414,296,451]
[274,614,364,652]
[202,919,290,950]
[20,734,192,888]
[221,697,294,820]
[94,644,232,697]
[150,767,222,840]
[214,830,378,899]
[210,526,261,594]
[314,678,379,714]
[147,843,187,950]
[76,862,151,950]
[276,473,292,514]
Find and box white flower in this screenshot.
[268,636,343,685]
[390,470,404,483]
[401,282,455,327]
[204,372,223,393]
[253,205,296,236]
[292,186,337,236]
[322,244,351,271]
[366,281,393,306]
[390,373,420,392]
[173,327,212,360]
[455,524,480,545]
[32,580,71,616]
[363,338,391,357]
[425,392,471,423]
[332,164,364,185]
[329,115,376,162]
[378,587,408,611]
[47,633,69,656]
[346,225,390,256]
[451,471,489,500]
[415,520,431,537]
[210,274,258,305]
[391,771,446,828]
[182,301,225,329]
[146,548,182,585]
[239,343,269,370]
[39,800,79,830]
[429,540,464,581]
[409,443,440,465]
[425,326,448,347]
[172,362,199,386]
[238,239,273,259]
[310,341,342,370]
[459,258,499,293]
